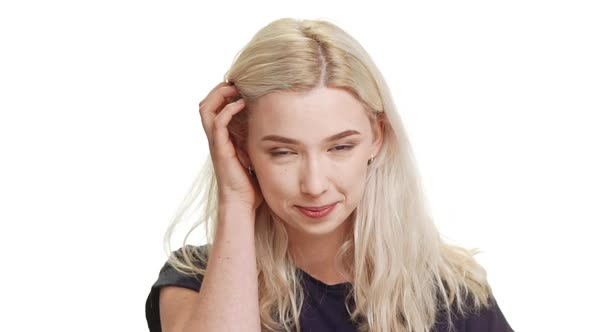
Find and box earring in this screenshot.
[367,154,375,165]
[248,166,255,176]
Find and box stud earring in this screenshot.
[368,154,375,165]
[248,166,255,176]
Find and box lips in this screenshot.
[296,203,336,211]
[296,203,337,218]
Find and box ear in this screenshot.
[236,143,252,169]
[370,114,385,157]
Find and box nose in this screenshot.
[299,156,329,197]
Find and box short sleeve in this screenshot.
[465,300,514,332]
[452,297,515,332]
[145,245,209,332]
[432,294,515,332]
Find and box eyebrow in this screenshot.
[260,129,361,144]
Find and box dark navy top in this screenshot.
[145,245,514,332]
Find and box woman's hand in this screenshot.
[198,82,263,212]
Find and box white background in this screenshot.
[1,0,588,331]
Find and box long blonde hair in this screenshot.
[164,18,493,332]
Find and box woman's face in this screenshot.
[244,86,383,237]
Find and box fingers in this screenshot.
[198,83,243,142]
[199,81,229,107]
[200,85,241,112]
[211,99,246,158]
[199,82,239,108]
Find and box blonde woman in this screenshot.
[145,18,514,332]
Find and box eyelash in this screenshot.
[270,145,356,157]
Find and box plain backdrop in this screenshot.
[1,0,588,331]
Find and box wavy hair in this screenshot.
[164,17,493,332]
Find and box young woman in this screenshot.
[145,18,514,332]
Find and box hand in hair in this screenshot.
[198,82,263,212]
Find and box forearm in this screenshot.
[183,207,260,332]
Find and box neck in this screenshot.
[285,220,352,286]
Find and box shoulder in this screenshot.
[158,244,210,290]
[433,296,514,332]
[168,244,210,268]
[145,244,210,331]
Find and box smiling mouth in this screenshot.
[295,203,337,218]
[295,203,337,211]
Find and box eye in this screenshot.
[331,144,355,152]
[269,145,355,158]
[270,150,293,157]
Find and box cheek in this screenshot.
[326,160,368,207]
[253,155,369,201]
[255,166,295,200]
[338,163,368,192]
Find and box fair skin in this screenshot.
[239,86,384,285]
[159,83,383,332]
[161,82,263,332]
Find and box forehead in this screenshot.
[248,87,371,140]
